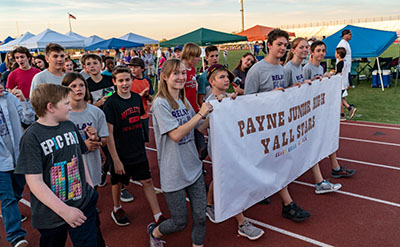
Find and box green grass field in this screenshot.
[208,44,400,124]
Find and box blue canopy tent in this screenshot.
[19,29,85,50]
[85,38,144,51]
[0,36,14,45]
[84,35,104,47]
[120,33,158,45]
[324,25,397,90]
[0,32,35,52]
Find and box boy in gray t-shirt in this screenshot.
[244,29,310,222]
[303,62,324,80]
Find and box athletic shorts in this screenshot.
[110,159,151,185]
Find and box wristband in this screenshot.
[198,112,206,119]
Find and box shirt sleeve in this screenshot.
[15,131,44,174]
[244,67,260,94]
[103,99,116,125]
[73,124,88,154]
[152,99,180,135]
[336,62,344,74]
[95,107,109,138]
[29,73,41,98]
[5,71,16,89]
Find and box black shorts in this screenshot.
[110,160,151,185]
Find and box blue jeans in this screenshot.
[0,171,26,243]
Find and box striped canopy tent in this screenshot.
[236,25,295,41]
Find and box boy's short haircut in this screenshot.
[104,56,114,63]
[31,84,71,117]
[84,54,101,64]
[267,29,289,47]
[181,42,201,61]
[12,46,32,60]
[205,45,218,57]
[112,65,132,80]
[335,47,346,59]
[310,40,326,52]
[62,72,91,102]
[45,43,65,56]
[128,57,145,69]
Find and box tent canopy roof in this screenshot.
[19,29,85,49]
[65,31,87,41]
[1,36,15,45]
[324,25,398,59]
[119,33,158,45]
[237,25,295,41]
[85,38,144,51]
[85,35,104,47]
[0,32,35,52]
[160,27,247,47]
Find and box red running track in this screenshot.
[1,119,400,247]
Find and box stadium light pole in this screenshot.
[240,0,244,31]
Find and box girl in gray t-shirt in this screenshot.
[150,59,212,246]
[285,38,342,193]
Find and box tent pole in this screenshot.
[247,42,253,54]
[376,57,385,91]
[394,36,400,94]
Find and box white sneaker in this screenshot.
[315,180,342,194]
[238,220,264,240]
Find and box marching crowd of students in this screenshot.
[0,28,357,247]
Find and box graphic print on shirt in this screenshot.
[75,122,93,140]
[40,131,83,201]
[296,73,304,83]
[272,74,285,88]
[121,106,142,132]
[51,155,82,201]
[0,108,9,136]
[172,108,193,145]
[185,74,197,89]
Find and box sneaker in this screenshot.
[257,197,271,205]
[120,188,134,203]
[331,166,356,178]
[206,205,216,223]
[111,208,130,226]
[340,116,346,121]
[315,180,342,194]
[148,223,166,247]
[21,214,28,223]
[238,220,264,240]
[282,202,310,222]
[12,237,28,247]
[348,107,357,119]
[98,173,107,187]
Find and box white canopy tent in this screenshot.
[0,32,35,52]
[19,29,84,49]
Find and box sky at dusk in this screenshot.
[1,0,399,41]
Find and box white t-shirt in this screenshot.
[337,39,352,72]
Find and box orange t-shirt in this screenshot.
[130,77,151,119]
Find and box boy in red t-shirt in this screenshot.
[6,46,41,99]
[128,58,154,142]
[181,42,201,113]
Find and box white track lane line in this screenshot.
[340,122,400,131]
[293,181,400,208]
[339,136,400,147]
[145,147,400,207]
[131,178,334,247]
[20,198,31,207]
[246,218,334,247]
[336,157,400,171]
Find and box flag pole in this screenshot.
[68,13,72,32]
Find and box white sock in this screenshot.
[113,205,122,213]
[154,212,162,222]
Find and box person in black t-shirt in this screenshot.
[103,66,163,226]
[85,54,115,108]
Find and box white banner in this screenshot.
[209,76,342,222]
